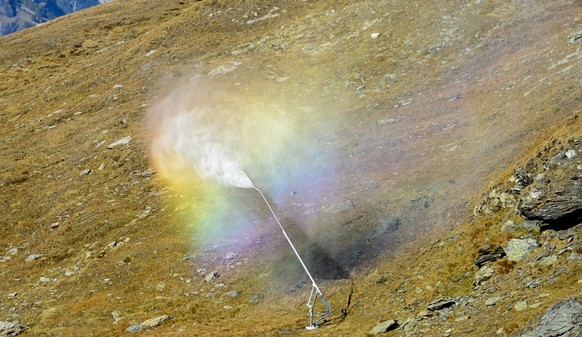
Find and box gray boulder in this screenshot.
[521,299,582,337]
[368,320,398,335]
[0,321,29,336]
[506,238,538,262]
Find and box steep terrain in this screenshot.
[0,0,581,336]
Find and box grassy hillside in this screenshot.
[0,0,580,336]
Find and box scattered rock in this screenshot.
[25,254,43,262]
[107,136,132,149]
[521,299,582,337]
[207,63,239,77]
[568,252,582,260]
[156,282,165,292]
[368,319,398,335]
[50,222,60,229]
[323,200,354,213]
[377,117,402,126]
[141,315,172,328]
[7,248,17,256]
[39,277,51,283]
[569,30,582,44]
[79,168,91,176]
[204,271,219,282]
[227,290,240,298]
[427,298,456,311]
[485,296,504,306]
[0,321,29,336]
[506,238,538,262]
[248,294,262,304]
[126,324,143,333]
[557,229,575,240]
[525,277,541,289]
[378,216,400,233]
[112,84,124,89]
[538,255,558,266]
[126,315,173,333]
[475,244,505,267]
[474,265,494,286]
[370,32,381,39]
[514,300,529,311]
[225,252,238,260]
[501,220,540,239]
[112,310,124,323]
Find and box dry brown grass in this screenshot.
[1,0,581,336]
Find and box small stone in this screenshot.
[140,314,172,328]
[39,276,51,283]
[156,282,166,292]
[228,290,240,298]
[225,252,238,260]
[113,84,124,89]
[126,324,144,333]
[7,247,17,255]
[207,63,239,77]
[474,265,494,286]
[80,168,92,176]
[379,216,400,233]
[475,244,505,267]
[506,238,538,262]
[565,149,577,158]
[370,32,381,39]
[485,296,503,306]
[25,254,44,262]
[323,200,354,213]
[538,255,557,266]
[525,277,541,289]
[368,320,398,335]
[570,30,582,44]
[145,50,157,57]
[427,298,456,311]
[223,305,233,310]
[107,136,132,149]
[204,271,219,282]
[514,300,528,311]
[112,310,124,323]
[556,229,574,240]
[7,292,18,298]
[377,117,402,126]
[50,222,60,229]
[249,294,262,304]
[568,252,582,260]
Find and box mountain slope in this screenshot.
[0,0,580,336]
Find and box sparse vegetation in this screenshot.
[1,0,581,336]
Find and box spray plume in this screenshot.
[147,79,256,189]
[146,77,332,329]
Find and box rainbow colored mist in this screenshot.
[146,77,342,250]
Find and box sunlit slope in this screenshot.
[0,0,580,336]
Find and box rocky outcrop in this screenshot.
[0,321,28,337]
[476,137,582,230]
[520,299,582,337]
